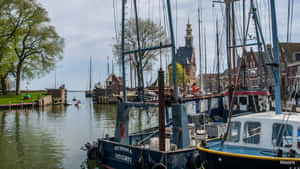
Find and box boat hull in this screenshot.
[198,145,300,169]
[95,139,200,169]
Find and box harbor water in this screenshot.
[0,92,158,169]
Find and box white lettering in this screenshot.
[115,153,132,164]
[280,161,295,165]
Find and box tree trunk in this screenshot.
[0,74,8,95]
[16,62,22,95]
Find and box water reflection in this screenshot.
[0,110,65,169]
[0,92,158,169]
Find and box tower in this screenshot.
[185,18,193,48]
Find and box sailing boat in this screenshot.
[81,1,208,168]
[85,56,93,97]
[197,1,300,169]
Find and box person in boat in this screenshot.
[191,83,200,95]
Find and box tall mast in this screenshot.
[242,0,246,88]
[270,0,282,115]
[226,0,232,115]
[121,0,127,102]
[216,19,220,93]
[89,56,92,90]
[231,1,236,80]
[198,8,202,90]
[167,0,179,102]
[133,0,144,101]
[107,56,110,75]
[204,27,207,91]
[251,0,263,89]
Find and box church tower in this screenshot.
[172,19,196,87]
[185,19,193,48]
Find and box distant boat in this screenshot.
[75,100,81,106]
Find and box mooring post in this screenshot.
[158,68,166,151]
[114,103,129,144]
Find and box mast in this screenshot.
[251,0,263,89]
[121,0,127,102]
[54,67,56,89]
[198,8,202,90]
[270,0,282,115]
[226,0,232,118]
[133,0,144,101]
[167,0,178,102]
[89,56,92,90]
[107,56,110,75]
[242,0,246,88]
[216,19,220,93]
[204,27,207,91]
[231,1,236,80]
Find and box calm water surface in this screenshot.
[0,92,158,169]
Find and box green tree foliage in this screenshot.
[0,0,64,95]
[0,0,22,95]
[113,17,168,89]
[168,63,190,87]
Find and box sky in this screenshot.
[26,0,300,90]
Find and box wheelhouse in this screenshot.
[226,112,300,154]
[223,90,270,115]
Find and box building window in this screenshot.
[243,122,261,144]
[240,97,247,105]
[272,123,293,147]
[293,52,300,62]
[228,122,241,143]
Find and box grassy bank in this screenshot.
[0,92,47,105]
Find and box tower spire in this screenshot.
[185,19,193,47]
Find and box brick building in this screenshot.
[219,43,300,94]
[105,73,123,94]
[174,20,196,87]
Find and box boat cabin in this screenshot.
[226,112,300,154]
[223,90,270,115]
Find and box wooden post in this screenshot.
[158,68,166,151]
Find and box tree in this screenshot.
[113,17,168,90]
[0,0,21,95]
[9,0,64,95]
[168,63,190,88]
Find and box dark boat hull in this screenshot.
[94,139,200,169]
[198,146,300,169]
[85,91,93,97]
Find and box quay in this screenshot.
[0,88,68,109]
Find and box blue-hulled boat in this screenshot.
[83,102,206,169]
[197,112,300,169]
[197,0,300,168]
[82,0,213,167]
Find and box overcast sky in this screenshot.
[26,0,300,90]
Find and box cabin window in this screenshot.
[272,123,293,148]
[243,122,261,144]
[294,52,300,62]
[240,97,247,105]
[228,122,241,143]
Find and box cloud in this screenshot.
[27,0,300,90]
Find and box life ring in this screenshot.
[151,163,167,169]
[188,152,201,169]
